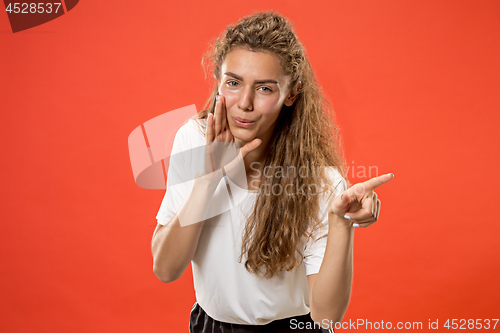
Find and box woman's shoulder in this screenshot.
[321,165,346,186]
[173,116,207,148]
[178,116,207,135]
[317,166,347,200]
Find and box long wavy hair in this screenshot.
[195,11,348,278]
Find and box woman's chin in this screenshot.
[233,135,254,149]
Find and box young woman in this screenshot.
[152,11,393,332]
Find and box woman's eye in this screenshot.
[227,81,239,87]
[259,86,272,92]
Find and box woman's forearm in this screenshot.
[310,213,354,326]
[152,170,223,283]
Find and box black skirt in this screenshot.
[189,302,334,333]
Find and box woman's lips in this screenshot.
[233,117,255,127]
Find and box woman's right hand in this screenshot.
[201,95,262,187]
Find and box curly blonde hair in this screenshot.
[196,11,348,278]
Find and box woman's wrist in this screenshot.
[328,212,355,230]
[194,168,224,188]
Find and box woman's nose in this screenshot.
[237,87,254,111]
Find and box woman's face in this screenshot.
[218,47,297,148]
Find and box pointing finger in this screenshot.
[358,173,394,193]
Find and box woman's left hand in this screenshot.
[329,173,394,228]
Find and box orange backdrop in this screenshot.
[1,0,499,332]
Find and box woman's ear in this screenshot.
[284,81,302,107]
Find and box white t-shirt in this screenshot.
[156,118,347,325]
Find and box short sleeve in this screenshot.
[155,119,206,225]
[303,168,347,276]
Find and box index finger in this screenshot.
[360,173,394,192]
[206,113,214,143]
[220,95,228,131]
[215,95,222,136]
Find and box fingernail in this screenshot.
[216,95,220,101]
[389,173,394,177]
[344,214,355,221]
[341,194,344,200]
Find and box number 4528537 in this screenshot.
[443,319,498,330]
[5,3,62,14]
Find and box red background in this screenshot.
[1,0,499,332]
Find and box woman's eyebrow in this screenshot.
[224,72,279,84]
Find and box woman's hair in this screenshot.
[196,11,348,278]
